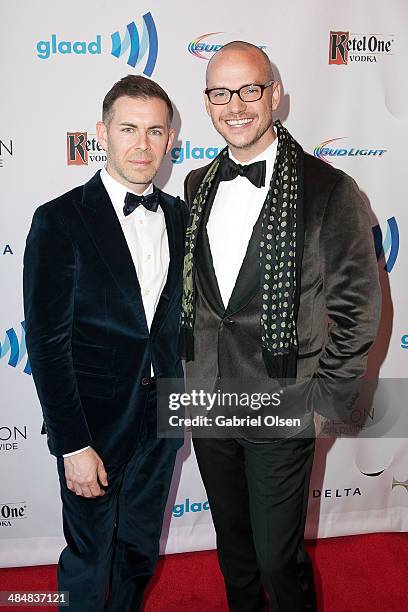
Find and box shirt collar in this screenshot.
[100,167,154,217]
[228,135,278,184]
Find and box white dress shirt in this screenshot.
[63,168,169,457]
[100,167,169,330]
[207,137,278,307]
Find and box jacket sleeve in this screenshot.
[23,204,92,456]
[183,170,194,208]
[315,174,381,379]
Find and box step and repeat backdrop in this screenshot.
[1,0,408,566]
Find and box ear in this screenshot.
[96,121,108,151]
[166,128,175,154]
[271,82,281,112]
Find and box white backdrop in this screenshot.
[1,0,407,567]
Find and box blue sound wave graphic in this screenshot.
[111,12,158,75]
[0,321,31,375]
[372,216,399,272]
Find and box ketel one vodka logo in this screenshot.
[66,132,107,166]
[0,502,27,527]
[329,31,394,64]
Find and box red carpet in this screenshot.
[0,533,407,611]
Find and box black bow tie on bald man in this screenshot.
[219,156,266,188]
[123,191,159,216]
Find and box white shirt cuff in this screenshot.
[63,446,91,458]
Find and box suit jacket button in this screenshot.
[223,318,235,326]
[141,377,150,386]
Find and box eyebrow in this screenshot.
[119,122,166,130]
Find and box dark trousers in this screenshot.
[193,436,316,612]
[56,385,177,612]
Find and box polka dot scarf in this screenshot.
[180,120,304,382]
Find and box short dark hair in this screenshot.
[102,75,173,125]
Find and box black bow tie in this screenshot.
[123,191,159,216]
[219,156,266,188]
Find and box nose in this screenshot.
[134,130,150,151]
[228,91,247,114]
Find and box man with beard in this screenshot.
[180,42,380,611]
[24,75,187,611]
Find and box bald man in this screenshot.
[179,42,380,611]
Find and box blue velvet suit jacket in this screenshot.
[23,171,187,465]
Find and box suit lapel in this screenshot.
[77,171,148,330]
[225,208,263,315]
[150,190,181,336]
[196,173,264,317]
[196,174,226,317]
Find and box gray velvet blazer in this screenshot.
[184,151,381,384]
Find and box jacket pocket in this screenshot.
[72,342,116,374]
[75,370,117,399]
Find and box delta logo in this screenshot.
[188,32,266,59]
[35,12,158,75]
[66,132,107,166]
[314,138,387,164]
[329,31,394,65]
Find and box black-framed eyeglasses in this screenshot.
[205,80,274,105]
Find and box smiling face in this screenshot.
[205,46,280,162]
[96,95,174,193]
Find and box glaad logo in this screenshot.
[0,138,13,168]
[36,35,101,60]
[372,217,399,272]
[35,13,158,75]
[172,497,210,518]
[111,12,158,75]
[171,141,222,164]
[329,31,394,65]
[67,132,107,166]
[0,322,31,375]
[314,138,387,164]
[0,426,28,452]
[0,502,27,528]
[188,32,266,60]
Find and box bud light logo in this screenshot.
[111,12,158,75]
[314,138,387,164]
[372,217,399,273]
[188,32,224,59]
[188,32,266,60]
[0,322,31,375]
